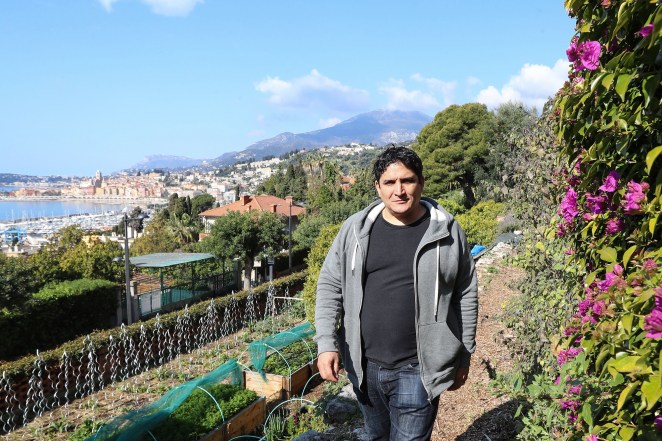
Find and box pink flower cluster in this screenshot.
[586,435,598,441]
[557,346,583,366]
[567,39,602,71]
[622,180,649,214]
[643,286,662,339]
[561,399,581,422]
[556,169,650,237]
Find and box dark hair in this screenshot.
[373,145,424,182]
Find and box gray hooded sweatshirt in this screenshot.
[314,197,478,400]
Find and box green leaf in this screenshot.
[615,74,634,101]
[617,381,639,412]
[608,356,645,374]
[599,247,617,263]
[581,402,593,428]
[641,377,662,410]
[585,270,598,286]
[535,242,545,251]
[601,73,615,90]
[642,75,659,107]
[621,314,633,333]
[596,347,611,372]
[623,245,638,268]
[646,145,662,174]
[619,425,635,441]
[590,72,606,91]
[651,212,660,235]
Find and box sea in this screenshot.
[0,200,133,222]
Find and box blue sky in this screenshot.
[0,1,576,177]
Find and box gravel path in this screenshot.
[432,242,523,441]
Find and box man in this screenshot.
[315,146,478,441]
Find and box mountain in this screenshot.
[213,109,432,165]
[127,110,432,170]
[129,155,205,171]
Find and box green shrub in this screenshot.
[0,278,116,360]
[455,200,506,246]
[302,224,341,324]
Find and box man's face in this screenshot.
[374,161,424,224]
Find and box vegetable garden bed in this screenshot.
[135,383,264,441]
[244,339,318,400]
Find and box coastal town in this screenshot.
[0,143,378,253]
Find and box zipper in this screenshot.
[413,231,449,400]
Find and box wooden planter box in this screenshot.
[201,396,266,441]
[244,357,318,400]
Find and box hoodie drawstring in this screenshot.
[434,239,440,320]
[351,242,359,273]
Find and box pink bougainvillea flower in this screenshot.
[592,300,606,316]
[622,181,649,214]
[643,259,658,274]
[601,0,611,7]
[567,40,602,71]
[655,412,662,431]
[637,24,654,38]
[613,264,623,276]
[605,218,624,234]
[586,435,598,441]
[558,347,583,365]
[585,193,608,214]
[644,289,662,338]
[597,272,618,291]
[563,326,579,336]
[561,399,581,422]
[599,170,620,192]
[569,384,582,395]
[644,309,662,338]
[559,188,580,221]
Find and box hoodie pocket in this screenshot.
[418,321,463,381]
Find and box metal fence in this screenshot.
[138,270,238,316]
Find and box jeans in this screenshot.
[354,360,439,441]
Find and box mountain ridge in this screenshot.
[129,109,432,171]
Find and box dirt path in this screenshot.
[432,243,524,441]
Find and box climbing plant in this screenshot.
[516,1,662,439]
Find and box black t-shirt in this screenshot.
[360,209,430,368]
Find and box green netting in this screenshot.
[247,322,314,375]
[87,359,242,441]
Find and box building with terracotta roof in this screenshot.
[198,194,306,236]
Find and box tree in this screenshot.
[479,102,539,202]
[0,254,37,309]
[202,211,285,289]
[60,240,123,281]
[413,103,495,208]
[29,225,87,285]
[190,193,216,216]
[130,221,179,255]
[167,212,199,246]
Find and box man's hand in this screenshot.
[318,351,340,382]
[448,366,469,391]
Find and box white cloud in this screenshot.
[255,69,370,113]
[98,0,203,16]
[319,117,342,129]
[378,74,457,114]
[98,0,119,12]
[476,59,569,110]
[466,76,482,87]
[141,0,203,16]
